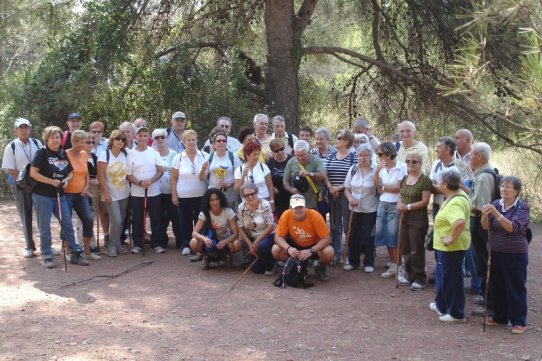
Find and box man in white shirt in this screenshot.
[203,116,241,153]
[271,115,298,156]
[396,120,429,173]
[352,117,381,152]
[1,118,43,258]
[166,111,187,153]
[454,128,473,166]
[253,113,272,158]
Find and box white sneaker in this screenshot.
[84,253,102,261]
[153,246,166,254]
[344,264,356,271]
[65,254,72,262]
[429,302,444,316]
[411,281,425,291]
[364,266,374,273]
[381,264,397,278]
[439,314,466,323]
[130,246,142,254]
[23,249,34,258]
[398,275,410,286]
[182,247,191,256]
[386,260,394,268]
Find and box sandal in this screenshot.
[511,325,526,334]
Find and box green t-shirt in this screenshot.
[283,154,325,209]
[433,190,471,251]
[400,174,432,218]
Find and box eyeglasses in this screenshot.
[114,137,126,142]
[220,124,231,129]
[214,139,227,143]
[377,152,390,157]
[90,130,103,134]
[85,141,96,145]
[405,159,419,164]
[154,135,166,140]
[272,147,285,153]
[243,192,257,198]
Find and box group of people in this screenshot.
[2,112,531,334]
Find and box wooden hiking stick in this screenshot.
[94,188,100,251]
[229,256,259,292]
[396,213,404,289]
[56,191,67,273]
[342,210,355,271]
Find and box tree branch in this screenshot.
[370,0,384,62]
[295,0,319,32]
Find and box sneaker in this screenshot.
[381,264,397,278]
[398,275,410,286]
[43,259,55,269]
[429,302,444,316]
[118,246,130,254]
[107,249,118,257]
[190,253,203,262]
[23,249,35,258]
[70,253,90,266]
[84,253,102,261]
[264,267,276,276]
[153,246,166,254]
[410,281,425,291]
[90,247,101,255]
[439,314,466,323]
[364,266,374,273]
[512,325,527,334]
[386,260,394,268]
[130,246,142,254]
[202,255,210,270]
[182,247,191,256]
[315,265,330,281]
[344,264,358,271]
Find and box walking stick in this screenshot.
[396,213,404,289]
[94,188,100,251]
[142,188,148,256]
[229,256,259,292]
[342,210,355,271]
[56,190,68,273]
[483,229,493,332]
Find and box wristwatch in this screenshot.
[407,204,412,211]
[310,247,317,255]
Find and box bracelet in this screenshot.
[407,204,411,211]
[286,246,291,253]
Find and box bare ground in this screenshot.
[0,200,541,361]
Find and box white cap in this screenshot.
[171,111,186,120]
[290,194,306,208]
[135,126,149,134]
[14,118,31,128]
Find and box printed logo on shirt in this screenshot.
[292,225,312,243]
[49,158,69,172]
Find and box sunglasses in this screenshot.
[114,137,126,142]
[377,152,390,157]
[85,141,96,145]
[405,159,419,164]
[214,139,227,143]
[243,192,257,198]
[272,147,285,153]
[154,135,166,140]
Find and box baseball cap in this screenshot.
[14,118,31,128]
[171,111,186,120]
[67,112,82,120]
[290,194,306,208]
[135,126,149,134]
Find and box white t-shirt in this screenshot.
[97,150,130,201]
[198,208,236,241]
[234,163,271,199]
[378,161,407,203]
[172,150,209,198]
[2,138,43,172]
[206,151,242,189]
[158,149,178,194]
[343,165,378,213]
[126,147,164,197]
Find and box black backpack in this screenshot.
[480,168,503,201]
[274,257,313,289]
[16,162,36,192]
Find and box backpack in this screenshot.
[273,257,313,289]
[480,168,503,201]
[105,148,128,163]
[16,162,36,192]
[207,151,235,180]
[287,132,294,150]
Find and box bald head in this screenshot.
[455,128,473,155]
[398,120,416,144]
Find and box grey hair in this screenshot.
[272,115,286,124]
[356,143,373,157]
[216,116,232,126]
[501,175,522,194]
[240,182,259,196]
[355,133,370,143]
[294,140,310,153]
[315,127,331,141]
[456,128,473,142]
[71,130,88,143]
[119,121,135,133]
[152,128,167,139]
[405,152,424,165]
[398,119,416,132]
[440,167,462,191]
[253,113,268,124]
[471,142,491,162]
[353,117,370,129]
[438,136,457,154]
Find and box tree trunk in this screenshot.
[264,0,300,133]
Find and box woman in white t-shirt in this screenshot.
[190,188,240,269]
[373,142,407,279]
[234,142,274,209]
[97,130,130,257]
[171,130,209,256]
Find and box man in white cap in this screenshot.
[272,194,335,281]
[166,111,187,153]
[2,118,43,258]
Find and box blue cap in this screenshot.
[67,112,82,119]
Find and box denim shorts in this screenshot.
[374,201,399,248]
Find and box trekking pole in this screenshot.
[396,213,404,289]
[95,188,100,251]
[342,210,355,271]
[56,189,68,273]
[229,256,259,292]
[142,188,148,256]
[483,229,493,332]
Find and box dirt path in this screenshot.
[0,200,541,361]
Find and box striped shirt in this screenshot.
[326,151,357,186]
[489,198,530,253]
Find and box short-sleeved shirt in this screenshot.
[276,208,329,248]
[237,199,275,240]
[326,151,357,186]
[207,151,243,189]
[2,138,43,172]
[234,163,271,199]
[470,163,495,212]
[64,149,89,194]
[397,141,429,173]
[489,198,530,254]
[429,160,467,206]
[171,150,209,198]
[165,129,185,153]
[126,147,164,197]
[310,146,336,160]
[283,154,326,209]
[198,208,236,241]
[400,173,432,217]
[343,165,378,213]
[97,149,130,201]
[157,149,178,195]
[433,191,471,251]
[31,147,73,197]
[378,162,408,203]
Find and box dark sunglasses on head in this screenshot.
[405,159,419,164]
[85,141,96,145]
[114,137,126,142]
[272,147,285,153]
[154,135,166,140]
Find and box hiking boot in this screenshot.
[315,265,330,281]
[43,259,55,269]
[202,255,210,270]
[381,264,397,278]
[23,248,35,258]
[190,253,203,262]
[70,252,89,266]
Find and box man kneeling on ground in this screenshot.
[272,194,334,281]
